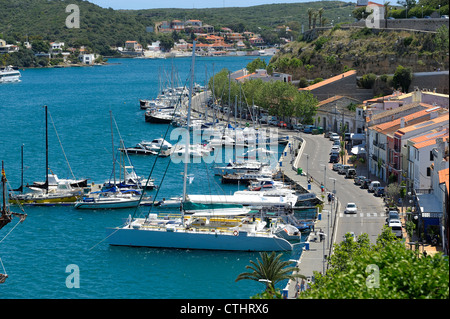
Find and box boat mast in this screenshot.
[44,105,49,194]
[110,110,116,187]
[182,41,196,226]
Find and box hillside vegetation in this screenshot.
[0,0,354,55]
[268,25,449,80]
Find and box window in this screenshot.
[430,151,433,161]
[427,167,431,176]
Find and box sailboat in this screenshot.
[74,112,146,210]
[106,42,296,251]
[1,161,27,284]
[9,106,83,206]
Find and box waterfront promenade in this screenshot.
[280,135,339,299]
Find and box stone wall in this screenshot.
[351,18,449,32]
[410,72,449,95]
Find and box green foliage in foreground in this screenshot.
[299,227,449,299]
[235,251,305,293]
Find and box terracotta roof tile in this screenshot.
[298,70,356,91]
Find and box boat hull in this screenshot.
[74,198,140,209]
[10,194,80,206]
[145,113,173,123]
[106,227,293,251]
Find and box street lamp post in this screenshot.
[304,153,309,181]
[329,177,336,235]
[320,163,327,189]
[317,231,327,274]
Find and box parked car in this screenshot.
[329,132,339,141]
[268,119,278,126]
[292,124,303,131]
[389,220,403,239]
[329,154,339,163]
[338,164,350,175]
[332,139,340,146]
[368,181,381,193]
[333,163,343,171]
[277,121,287,128]
[345,168,356,179]
[386,211,400,225]
[344,202,358,214]
[303,125,315,133]
[360,178,372,189]
[354,176,366,185]
[374,186,385,197]
[331,145,340,153]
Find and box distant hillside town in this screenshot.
[117,18,283,59]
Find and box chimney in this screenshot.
[400,117,405,128]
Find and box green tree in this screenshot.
[434,25,449,51]
[392,65,412,93]
[299,227,449,299]
[31,40,50,53]
[158,34,174,52]
[246,58,267,73]
[235,251,305,293]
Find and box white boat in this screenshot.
[74,188,142,210]
[140,138,173,152]
[207,135,237,147]
[0,66,21,83]
[171,144,212,158]
[106,42,295,251]
[119,143,157,155]
[8,106,83,206]
[27,173,88,192]
[213,161,264,176]
[186,192,298,209]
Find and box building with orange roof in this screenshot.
[367,105,446,182]
[406,126,449,191]
[414,136,449,253]
[390,112,449,183]
[299,70,374,102]
[232,68,292,84]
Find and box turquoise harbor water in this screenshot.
[0,56,304,299]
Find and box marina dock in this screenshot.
[279,135,339,299]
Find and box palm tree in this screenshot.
[307,8,314,30]
[384,1,391,28]
[312,11,319,29]
[318,8,324,27]
[235,251,305,292]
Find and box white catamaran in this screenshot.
[106,42,297,251]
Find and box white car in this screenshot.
[329,133,339,141]
[333,163,343,171]
[344,202,357,214]
[331,145,340,152]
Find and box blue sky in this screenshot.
[89,0,319,10]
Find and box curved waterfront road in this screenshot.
[295,131,386,245]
